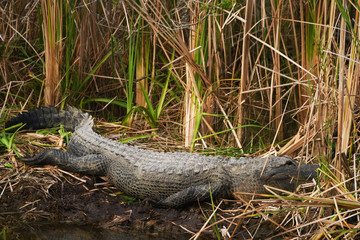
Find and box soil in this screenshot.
[0,166,258,239]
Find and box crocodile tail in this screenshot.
[5,106,93,132]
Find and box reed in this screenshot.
[1,0,360,238]
[41,0,62,106]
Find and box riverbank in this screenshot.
[1,128,359,239]
[0,160,204,237]
[1,157,284,239]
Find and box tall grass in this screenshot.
[1,0,360,238]
[41,0,62,106]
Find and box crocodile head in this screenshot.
[259,157,318,191]
[227,156,318,196]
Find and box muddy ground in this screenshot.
[0,129,310,239]
[1,163,279,239]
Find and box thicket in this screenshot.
[1,1,360,238]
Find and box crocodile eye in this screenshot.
[285,160,295,166]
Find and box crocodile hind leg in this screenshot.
[157,182,226,208]
[22,149,107,176]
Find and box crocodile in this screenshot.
[5,106,318,207]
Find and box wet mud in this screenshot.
[0,171,231,239]
[7,224,192,240]
[0,165,289,239]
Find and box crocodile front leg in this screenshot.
[22,149,107,176]
[157,181,227,207]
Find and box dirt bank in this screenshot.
[0,130,313,239]
[1,162,263,239]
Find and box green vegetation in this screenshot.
[1,0,360,238]
[0,227,7,240]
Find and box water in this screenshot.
[3,224,192,240]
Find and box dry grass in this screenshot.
[1,0,360,239]
[41,0,62,106]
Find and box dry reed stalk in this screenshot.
[288,0,300,80]
[41,0,62,106]
[135,19,147,107]
[338,11,360,157]
[270,0,283,141]
[314,1,337,159]
[184,1,198,147]
[184,62,197,147]
[298,2,308,125]
[335,0,347,180]
[237,0,253,142]
[201,13,215,139]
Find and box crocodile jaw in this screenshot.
[228,157,318,196]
